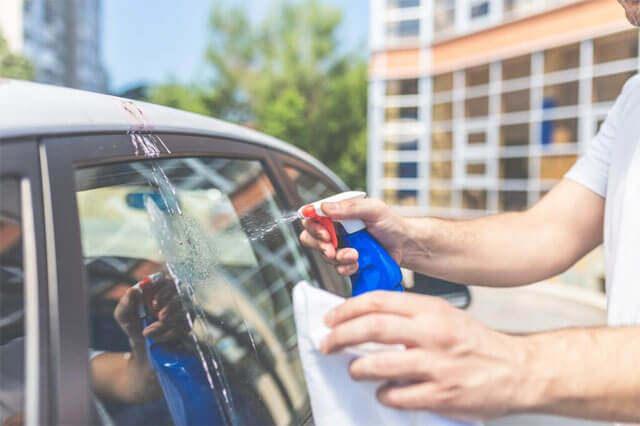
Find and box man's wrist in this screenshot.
[401,217,436,270]
[510,334,558,414]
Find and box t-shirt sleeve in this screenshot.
[564,75,638,197]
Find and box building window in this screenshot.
[544,43,580,73]
[466,162,487,176]
[433,73,454,93]
[499,191,528,211]
[384,137,419,151]
[431,131,453,151]
[500,124,529,147]
[465,64,490,87]
[465,96,489,118]
[384,190,418,206]
[502,55,531,80]
[593,30,638,64]
[502,89,530,113]
[543,81,579,109]
[470,0,490,19]
[386,19,420,40]
[434,0,456,34]
[429,189,452,208]
[387,0,420,8]
[500,157,529,180]
[430,161,453,179]
[432,103,452,122]
[386,78,419,96]
[593,71,636,103]
[462,190,487,210]
[385,107,419,121]
[384,162,419,179]
[540,155,577,180]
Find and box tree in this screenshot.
[202,0,368,189]
[0,33,34,80]
[148,83,209,116]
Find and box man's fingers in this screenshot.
[300,230,337,259]
[321,198,387,222]
[324,291,442,327]
[303,219,331,242]
[336,248,358,263]
[349,349,432,382]
[320,314,418,354]
[114,287,141,322]
[377,382,448,412]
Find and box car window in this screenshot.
[284,166,351,296]
[284,167,335,203]
[74,157,315,426]
[0,178,27,426]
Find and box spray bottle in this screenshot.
[298,191,403,296]
[134,273,225,426]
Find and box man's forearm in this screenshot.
[91,340,162,404]
[520,326,640,421]
[401,180,604,287]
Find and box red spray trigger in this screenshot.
[300,204,339,249]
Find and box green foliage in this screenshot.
[148,83,209,116]
[0,33,34,80]
[159,0,367,189]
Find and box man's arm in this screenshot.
[90,345,162,404]
[524,326,640,421]
[403,179,605,286]
[303,178,604,287]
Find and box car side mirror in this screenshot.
[407,272,472,309]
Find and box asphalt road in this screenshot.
[465,283,610,426]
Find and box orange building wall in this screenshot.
[370,0,630,79]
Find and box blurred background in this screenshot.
[0,0,638,301]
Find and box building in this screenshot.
[368,0,639,291]
[0,0,108,92]
[369,0,639,215]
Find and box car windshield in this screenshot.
[74,156,316,425]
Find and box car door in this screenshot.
[0,140,50,426]
[40,132,332,425]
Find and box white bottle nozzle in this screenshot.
[298,191,367,234]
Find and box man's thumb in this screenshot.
[321,198,384,222]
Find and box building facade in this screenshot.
[0,0,108,92]
[369,0,639,219]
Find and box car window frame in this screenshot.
[0,138,51,426]
[41,131,334,425]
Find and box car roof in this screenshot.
[0,79,346,188]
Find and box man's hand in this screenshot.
[92,274,189,404]
[300,198,410,276]
[319,291,534,420]
[114,276,189,344]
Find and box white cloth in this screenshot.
[565,74,640,326]
[293,282,477,426]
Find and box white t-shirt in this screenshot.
[565,74,640,326]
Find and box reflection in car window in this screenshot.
[284,167,335,204]
[0,179,27,425]
[75,158,315,425]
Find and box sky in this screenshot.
[103,0,369,93]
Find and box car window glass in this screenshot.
[74,157,315,426]
[284,167,335,203]
[284,166,350,296]
[0,178,27,426]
